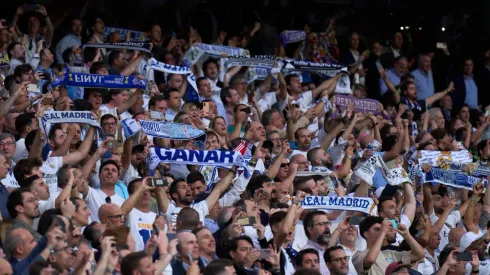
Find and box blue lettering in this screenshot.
[345,198,353,206]
[61,112,69,119]
[353,198,359,208]
[305,196,313,205]
[320,197,326,205]
[361,200,369,209]
[203,151,219,163]
[219,150,234,163]
[313,197,319,205]
[189,150,204,162]
[172,149,188,161]
[328,197,338,205]
[338,197,345,206]
[155,149,172,161]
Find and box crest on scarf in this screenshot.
[436,152,452,170]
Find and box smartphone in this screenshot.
[456,252,472,261]
[150,111,164,120]
[436,42,447,50]
[258,249,271,260]
[242,107,252,114]
[171,32,176,38]
[24,4,37,13]
[237,216,256,226]
[248,89,255,103]
[152,223,160,235]
[42,72,52,82]
[331,177,339,188]
[288,141,299,150]
[42,98,54,105]
[151,178,168,187]
[349,216,365,225]
[389,219,399,229]
[203,102,211,115]
[106,140,118,149]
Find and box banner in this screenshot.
[244,66,281,83]
[417,150,473,168]
[422,167,487,190]
[334,72,352,94]
[224,57,276,70]
[103,27,146,42]
[0,52,9,67]
[50,72,147,89]
[148,148,247,171]
[183,43,250,67]
[280,30,307,47]
[139,120,206,141]
[335,95,384,115]
[83,42,152,54]
[354,155,411,186]
[301,196,376,214]
[145,58,198,93]
[39,111,105,144]
[121,118,142,138]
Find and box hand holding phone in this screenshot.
[151,178,168,187]
[456,252,472,261]
[237,216,257,226]
[349,216,364,225]
[258,249,271,260]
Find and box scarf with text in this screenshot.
[39,111,105,144]
[278,59,344,78]
[183,43,250,67]
[353,155,411,186]
[50,72,147,89]
[410,163,489,190]
[417,150,473,168]
[301,196,376,214]
[82,42,152,54]
[103,27,146,42]
[280,30,307,47]
[145,58,198,92]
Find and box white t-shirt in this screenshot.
[165,200,209,231]
[430,209,461,253]
[126,208,157,252]
[281,246,296,275]
[33,199,55,230]
[1,160,18,188]
[13,138,28,162]
[42,156,64,200]
[123,164,140,185]
[292,222,308,252]
[465,259,490,275]
[85,187,125,222]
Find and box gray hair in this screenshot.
[229,74,245,88]
[4,232,25,259]
[0,133,15,143]
[56,164,79,189]
[428,107,443,120]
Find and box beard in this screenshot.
[317,229,331,245]
[178,194,193,205]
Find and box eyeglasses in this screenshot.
[107,214,125,220]
[280,163,289,168]
[330,256,350,263]
[102,122,117,127]
[105,196,112,204]
[312,221,331,227]
[0,141,15,147]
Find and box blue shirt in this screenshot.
[94,180,129,199]
[379,68,401,95]
[55,33,81,64]
[35,65,52,92]
[464,75,478,109]
[0,183,9,219]
[411,68,435,100]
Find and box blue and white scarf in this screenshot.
[224,56,276,70]
[83,42,152,54]
[417,150,473,167]
[410,163,489,190]
[301,196,376,214]
[39,111,105,144]
[145,58,198,92]
[354,155,411,186]
[147,148,247,171]
[244,66,281,83]
[103,27,146,42]
[183,43,250,66]
[278,59,345,78]
[280,30,307,47]
[50,72,147,89]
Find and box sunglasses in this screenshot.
[280,163,290,168]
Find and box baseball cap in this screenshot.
[385,261,411,275]
[460,230,488,251]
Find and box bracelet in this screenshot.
[345,155,353,160]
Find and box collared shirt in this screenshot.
[411,68,435,100]
[166,108,179,122]
[7,219,43,242]
[379,68,402,95]
[303,240,330,275]
[55,34,82,64]
[0,182,10,219]
[464,74,478,109]
[204,218,219,234]
[200,254,218,267]
[340,244,358,275]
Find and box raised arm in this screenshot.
[425,82,454,107]
[121,178,152,216]
[63,126,95,165]
[382,127,405,162]
[277,72,288,101]
[401,182,416,223]
[274,191,304,249]
[120,52,144,76]
[311,74,341,99]
[117,90,140,115]
[205,168,236,210]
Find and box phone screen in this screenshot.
[288,141,299,150]
[349,216,364,225]
[389,219,399,229]
[456,252,472,261]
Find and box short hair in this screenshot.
[7,187,33,219]
[83,221,103,248]
[247,175,273,195]
[400,81,415,94]
[186,171,205,185]
[101,225,130,244]
[430,128,448,141]
[262,109,280,127]
[148,95,166,109]
[177,207,200,230]
[295,176,314,190]
[377,196,395,213]
[70,197,84,211]
[57,164,79,189]
[30,260,63,275]
[196,77,208,88]
[99,160,120,174]
[163,87,179,100]
[220,87,233,106]
[25,130,37,152]
[37,208,62,235]
[269,211,287,227]
[202,58,218,73]
[14,64,33,80]
[229,74,245,88]
[297,248,319,267]
[191,226,208,236]
[226,235,254,254]
[359,215,384,239]
[121,251,150,275]
[4,230,25,259]
[108,50,121,66]
[13,158,42,182]
[428,107,442,121]
[101,114,117,124]
[127,178,143,195]
[303,211,328,238]
[307,147,322,165]
[294,127,308,140]
[18,175,41,190]
[166,73,184,83]
[169,178,186,198]
[15,112,36,135]
[203,258,234,275]
[48,124,63,141]
[7,42,21,58]
[0,132,15,144]
[438,245,455,267]
[89,61,108,74]
[324,245,345,263]
[284,74,299,86]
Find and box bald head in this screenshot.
[0,258,12,275]
[5,228,36,260]
[449,227,466,247]
[177,231,199,260]
[98,203,124,228]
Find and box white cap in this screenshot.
[460,230,487,251]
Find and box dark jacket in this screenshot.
[452,74,480,111]
[10,237,47,275]
[171,257,205,275]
